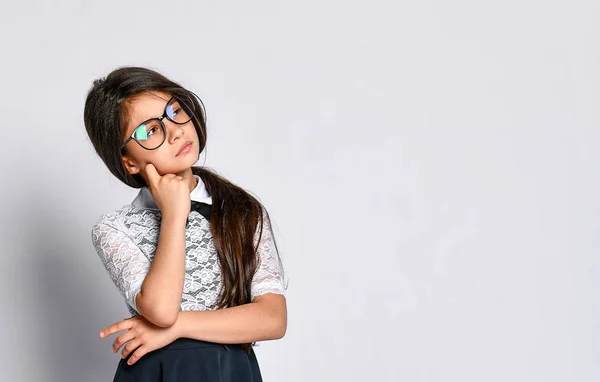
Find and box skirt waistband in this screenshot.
[161,337,241,350]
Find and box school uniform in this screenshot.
[91,174,285,381]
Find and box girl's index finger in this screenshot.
[145,163,160,187]
[99,319,133,338]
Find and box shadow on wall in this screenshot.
[27,191,129,382]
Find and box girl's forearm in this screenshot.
[137,216,187,327]
[173,300,286,344]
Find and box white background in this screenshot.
[0,1,597,381]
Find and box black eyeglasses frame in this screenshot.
[120,95,194,153]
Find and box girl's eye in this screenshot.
[172,107,181,116]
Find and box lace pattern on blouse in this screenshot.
[91,204,284,316]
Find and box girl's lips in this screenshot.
[177,142,192,156]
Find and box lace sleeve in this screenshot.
[251,207,286,300]
[91,221,151,312]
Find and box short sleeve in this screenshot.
[251,207,286,300]
[91,221,151,312]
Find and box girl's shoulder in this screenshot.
[91,203,154,233]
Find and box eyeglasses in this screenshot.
[121,95,193,152]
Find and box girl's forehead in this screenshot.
[125,91,172,129]
[129,90,171,110]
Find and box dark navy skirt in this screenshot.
[112,338,262,381]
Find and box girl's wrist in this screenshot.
[172,311,185,339]
[160,213,188,226]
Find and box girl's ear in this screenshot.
[122,155,141,176]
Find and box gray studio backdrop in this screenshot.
[0,1,598,381]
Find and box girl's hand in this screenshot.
[144,163,191,221]
[99,314,179,365]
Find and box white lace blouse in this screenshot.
[91,174,285,317]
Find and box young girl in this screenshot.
[84,66,287,381]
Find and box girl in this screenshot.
[84,66,287,381]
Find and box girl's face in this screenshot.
[121,90,200,183]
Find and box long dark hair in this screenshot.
[83,66,286,353]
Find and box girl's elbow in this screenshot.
[272,315,287,339]
[143,306,179,327]
[136,293,179,327]
[253,293,287,339]
[275,324,286,339]
[154,314,178,328]
[154,307,180,327]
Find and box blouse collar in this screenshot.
[131,174,213,210]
